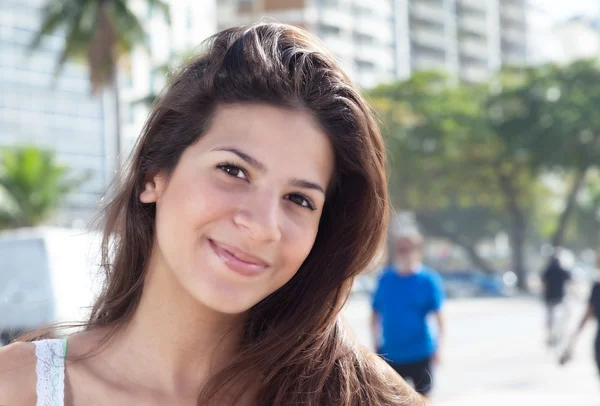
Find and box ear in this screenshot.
[139,170,166,204]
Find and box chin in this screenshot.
[189,282,262,315]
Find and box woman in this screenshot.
[0,23,422,405]
[562,250,600,376]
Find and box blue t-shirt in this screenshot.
[372,265,444,364]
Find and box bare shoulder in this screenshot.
[0,341,37,405]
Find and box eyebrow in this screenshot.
[214,147,267,172]
[290,179,325,195]
[214,146,326,195]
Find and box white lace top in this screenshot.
[34,338,67,406]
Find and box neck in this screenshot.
[393,260,421,275]
[89,250,244,397]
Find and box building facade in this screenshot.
[397,0,528,83]
[217,0,528,87]
[119,0,218,156]
[0,0,114,227]
[217,0,397,89]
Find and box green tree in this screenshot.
[370,72,514,274]
[369,71,551,291]
[0,146,88,228]
[488,60,600,248]
[29,0,169,164]
[371,61,600,291]
[565,171,600,250]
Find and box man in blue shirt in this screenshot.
[371,228,445,398]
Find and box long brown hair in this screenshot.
[31,23,420,405]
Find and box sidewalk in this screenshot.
[343,295,600,405]
[435,297,599,405]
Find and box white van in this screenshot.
[0,227,101,344]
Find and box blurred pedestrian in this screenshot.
[541,252,572,347]
[562,250,600,376]
[371,228,445,398]
[0,23,424,405]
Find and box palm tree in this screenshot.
[0,146,89,229]
[29,0,169,165]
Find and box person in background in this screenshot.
[541,252,572,347]
[371,228,445,398]
[562,249,600,377]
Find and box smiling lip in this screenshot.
[208,239,269,277]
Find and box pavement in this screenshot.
[342,294,600,405]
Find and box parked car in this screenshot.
[440,270,517,299]
[0,227,100,345]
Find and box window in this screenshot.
[353,6,373,16]
[411,44,446,60]
[355,59,376,71]
[238,0,254,13]
[320,24,341,36]
[412,20,445,34]
[354,32,375,45]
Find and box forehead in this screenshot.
[197,103,334,181]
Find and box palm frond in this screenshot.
[29,0,73,52]
[53,5,93,78]
[0,146,88,228]
[111,0,148,54]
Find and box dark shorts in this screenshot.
[387,357,433,395]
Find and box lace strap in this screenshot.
[34,338,67,406]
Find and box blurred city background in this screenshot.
[1,0,600,404]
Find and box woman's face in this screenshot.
[140,103,334,314]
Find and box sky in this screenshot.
[526,0,600,63]
[533,0,599,22]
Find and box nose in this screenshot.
[233,190,282,243]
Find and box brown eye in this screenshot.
[217,163,248,180]
[286,193,316,211]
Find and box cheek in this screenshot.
[155,176,234,253]
[278,220,319,278]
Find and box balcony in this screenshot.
[458,15,489,36]
[320,35,354,59]
[459,38,489,59]
[354,16,393,43]
[460,65,490,83]
[411,28,447,51]
[459,0,487,12]
[352,0,393,16]
[501,26,525,44]
[355,44,395,71]
[319,7,353,31]
[500,3,525,23]
[356,70,395,90]
[412,55,447,71]
[410,1,446,23]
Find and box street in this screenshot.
[343,293,599,405]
